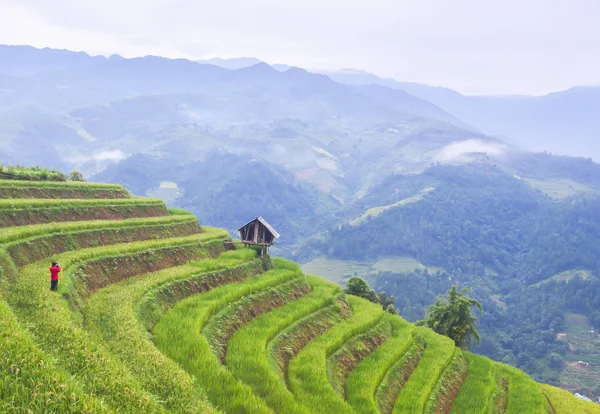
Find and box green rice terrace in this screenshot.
[0,175,598,413]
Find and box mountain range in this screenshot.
[2,44,600,398]
[198,56,600,160]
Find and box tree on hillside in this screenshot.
[377,291,398,314]
[419,284,482,349]
[68,170,86,182]
[344,277,378,302]
[344,276,398,314]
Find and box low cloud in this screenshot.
[69,149,126,164]
[92,150,126,162]
[435,139,507,163]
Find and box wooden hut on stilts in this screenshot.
[238,217,280,256]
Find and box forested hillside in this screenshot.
[2,45,600,401]
[1,172,598,413]
[325,69,600,161]
[313,163,600,395]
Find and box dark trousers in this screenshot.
[50,279,58,291]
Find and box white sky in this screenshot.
[1,0,599,95]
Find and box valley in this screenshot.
[0,172,597,412]
[2,44,600,405]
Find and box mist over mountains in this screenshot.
[202,57,600,160]
[1,45,599,233]
[3,44,600,395]
[1,44,599,244]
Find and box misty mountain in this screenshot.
[325,69,600,161]
[3,44,600,394]
[196,57,263,70]
[0,45,473,182]
[195,56,291,72]
[0,44,108,77]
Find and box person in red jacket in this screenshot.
[50,262,61,291]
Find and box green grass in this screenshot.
[226,275,340,413]
[288,295,384,414]
[168,207,195,215]
[63,238,227,307]
[0,300,107,413]
[393,327,455,413]
[0,164,67,181]
[0,214,195,245]
[300,256,443,285]
[450,352,495,414]
[267,298,348,381]
[136,250,267,332]
[45,229,228,296]
[0,197,162,210]
[1,178,594,413]
[7,229,227,412]
[345,315,414,413]
[542,384,600,414]
[3,216,201,269]
[0,198,169,228]
[204,277,312,363]
[376,337,426,414]
[498,363,548,414]
[0,179,123,189]
[564,312,592,333]
[558,362,600,400]
[328,318,393,397]
[0,179,130,199]
[155,260,304,414]
[424,349,467,413]
[85,250,258,413]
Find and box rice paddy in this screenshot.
[0,178,596,413]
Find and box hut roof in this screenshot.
[238,216,280,239]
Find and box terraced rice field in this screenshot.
[0,178,597,413]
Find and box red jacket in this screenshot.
[50,265,61,281]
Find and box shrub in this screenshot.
[68,170,86,182]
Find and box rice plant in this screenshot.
[0,179,130,199]
[226,276,341,413]
[393,327,455,413]
[0,197,162,210]
[328,318,393,397]
[0,300,107,413]
[450,352,496,414]
[288,296,384,414]
[0,164,67,181]
[497,363,550,414]
[345,315,414,413]
[541,384,600,414]
[0,214,196,245]
[84,250,257,413]
[154,262,303,414]
[1,178,594,413]
[0,198,168,227]
[6,230,227,412]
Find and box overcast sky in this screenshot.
[1,0,599,95]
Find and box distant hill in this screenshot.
[3,45,600,399]
[0,44,471,190]
[0,44,108,76]
[196,56,263,70]
[196,56,291,72]
[323,69,600,161]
